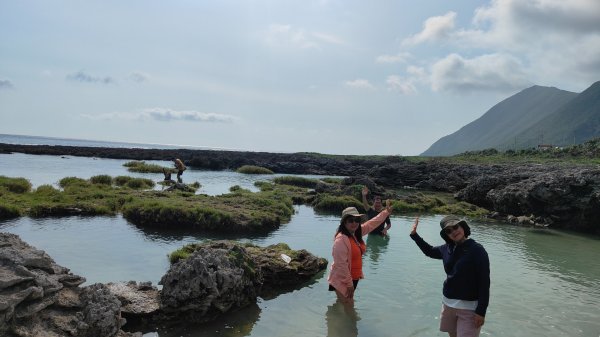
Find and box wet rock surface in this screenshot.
[0,232,140,337]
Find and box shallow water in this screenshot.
[1,153,599,337]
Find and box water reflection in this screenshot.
[260,270,326,301]
[521,229,600,287]
[126,221,273,243]
[138,302,262,337]
[325,298,360,337]
[366,233,389,266]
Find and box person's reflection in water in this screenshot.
[326,297,360,337]
[366,233,389,266]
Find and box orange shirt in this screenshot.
[350,237,366,280]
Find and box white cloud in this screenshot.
[312,32,346,46]
[386,75,417,95]
[399,0,600,92]
[81,108,237,123]
[129,72,149,83]
[403,12,456,46]
[344,79,376,90]
[0,79,14,89]
[263,24,344,50]
[67,71,115,84]
[376,52,411,64]
[430,53,530,93]
[264,24,318,49]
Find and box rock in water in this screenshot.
[158,241,262,323]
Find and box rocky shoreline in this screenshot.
[0,233,327,336]
[1,143,599,234]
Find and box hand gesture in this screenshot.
[410,216,419,235]
[361,186,369,197]
[384,199,393,213]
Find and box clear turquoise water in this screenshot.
[1,153,599,337]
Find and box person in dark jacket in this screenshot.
[410,215,490,337]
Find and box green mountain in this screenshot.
[421,85,578,156]
[506,81,600,149]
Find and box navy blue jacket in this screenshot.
[410,233,490,317]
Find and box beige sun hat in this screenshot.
[340,207,364,224]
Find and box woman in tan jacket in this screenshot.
[327,201,392,303]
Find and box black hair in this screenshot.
[335,217,364,244]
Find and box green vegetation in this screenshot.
[446,137,600,165]
[124,160,172,173]
[313,194,363,213]
[272,176,318,188]
[0,176,32,193]
[0,174,292,233]
[168,242,203,264]
[89,174,113,185]
[321,177,343,184]
[3,165,492,233]
[236,165,274,174]
[390,192,488,217]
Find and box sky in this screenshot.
[1,0,599,155]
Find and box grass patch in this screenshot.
[273,176,318,188]
[313,194,363,213]
[0,202,21,219]
[0,176,32,193]
[322,177,343,184]
[124,160,172,173]
[90,175,113,185]
[236,165,274,174]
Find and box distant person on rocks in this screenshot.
[410,215,490,337]
[162,168,172,182]
[173,158,186,183]
[327,201,392,304]
[361,186,391,236]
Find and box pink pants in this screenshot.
[439,304,482,337]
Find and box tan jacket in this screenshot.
[327,209,391,296]
[174,159,186,171]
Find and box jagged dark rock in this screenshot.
[108,241,327,330]
[158,241,262,323]
[0,232,141,337]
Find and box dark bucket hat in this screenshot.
[439,215,471,243]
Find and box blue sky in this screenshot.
[1,0,599,155]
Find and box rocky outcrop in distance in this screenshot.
[370,161,600,234]
[3,143,599,234]
[0,232,141,337]
[0,143,399,176]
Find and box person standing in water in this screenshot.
[173,158,186,183]
[410,215,490,337]
[327,200,392,304]
[361,186,391,236]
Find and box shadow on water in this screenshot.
[325,298,359,337]
[259,270,326,301]
[133,303,262,337]
[125,221,274,243]
[520,228,600,286]
[365,234,389,265]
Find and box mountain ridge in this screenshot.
[420,82,600,156]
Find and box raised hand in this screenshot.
[410,216,419,235]
[385,199,393,213]
[361,186,369,197]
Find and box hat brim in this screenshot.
[440,220,470,243]
[341,213,364,222]
[441,219,466,229]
